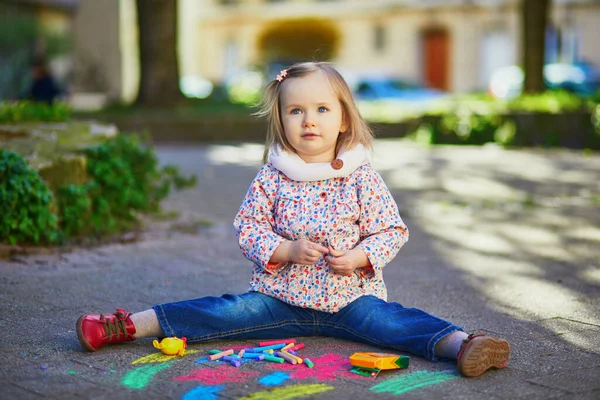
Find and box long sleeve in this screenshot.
[356,167,409,271]
[233,165,287,273]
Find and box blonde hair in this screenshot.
[255,62,374,163]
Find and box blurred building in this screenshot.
[25,0,598,105]
[188,0,600,93]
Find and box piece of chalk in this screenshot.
[238,349,245,358]
[288,349,297,356]
[304,358,314,368]
[263,354,285,363]
[262,349,274,354]
[258,339,296,346]
[289,343,305,351]
[242,353,265,360]
[209,349,234,361]
[251,343,287,352]
[222,356,240,362]
[281,350,303,364]
[230,359,241,368]
[281,342,295,351]
[208,349,222,354]
[276,351,297,365]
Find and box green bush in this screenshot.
[0,101,71,123]
[507,90,589,113]
[0,150,59,245]
[409,91,599,147]
[0,134,197,245]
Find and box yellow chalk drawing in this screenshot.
[132,350,199,364]
[238,383,334,400]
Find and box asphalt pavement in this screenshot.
[1,140,599,399]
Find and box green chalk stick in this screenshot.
[208,349,222,354]
[304,358,314,368]
[263,354,285,363]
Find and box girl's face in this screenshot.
[279,70,347,163]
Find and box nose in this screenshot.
[303,113,316,128]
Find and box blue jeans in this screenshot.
[153,292,462,361]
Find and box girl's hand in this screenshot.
[288,239,329,265]
[327,246,364,276]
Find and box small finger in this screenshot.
[328,246,344,257]
[311,242,329,254]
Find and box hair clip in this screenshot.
[276,69,288,82]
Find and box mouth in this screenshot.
[301,132,320,138]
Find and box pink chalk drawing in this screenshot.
[266,353,371,381]
[174,364,260,384]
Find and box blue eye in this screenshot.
[318,106,328,113]
[291,108,301,115]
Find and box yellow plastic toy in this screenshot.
[350,352,410,371]
[153,337,187,356]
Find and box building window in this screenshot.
[374,24,386,53]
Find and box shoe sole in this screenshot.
[458,336,510,377]
[76,316,99,352]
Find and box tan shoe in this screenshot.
[457,334,510,377]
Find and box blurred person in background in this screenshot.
[21,57,62,104]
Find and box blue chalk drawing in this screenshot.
[182,385,226,400]
[259,372,290,386]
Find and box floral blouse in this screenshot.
[233,162,409,313]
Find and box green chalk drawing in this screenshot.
[238,383,335,400]
[370,370,458,395]
[121,362,174,390]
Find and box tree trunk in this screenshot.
[522,0,550,94]
[135,0,185,106]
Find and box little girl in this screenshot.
[76,62,510,377]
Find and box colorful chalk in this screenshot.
[263,349,274,354]
[242,352,265,360]
[208,349,222,355]
[281,342,295,351]
[258,339,296,346]
[349,352,410,370]
[262,354,285,363]
[208,349,234,361]
[276,351,297,365]
[287,349,297,356]
[250,343,287,352]
[304,358,314,368]
[281,350,303,364]
[289,343,305,351]
[238,349,245,358]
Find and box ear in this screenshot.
[340,117,348,134]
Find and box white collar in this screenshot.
[268,144,369,181]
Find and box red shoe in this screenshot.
[457,334,510,377]
[76,308,136,352]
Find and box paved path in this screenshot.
[1,140,599,399]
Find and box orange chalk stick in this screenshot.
[209,349,234,361]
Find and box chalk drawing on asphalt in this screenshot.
[369,370,459,395]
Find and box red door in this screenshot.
[423,29,450,90]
